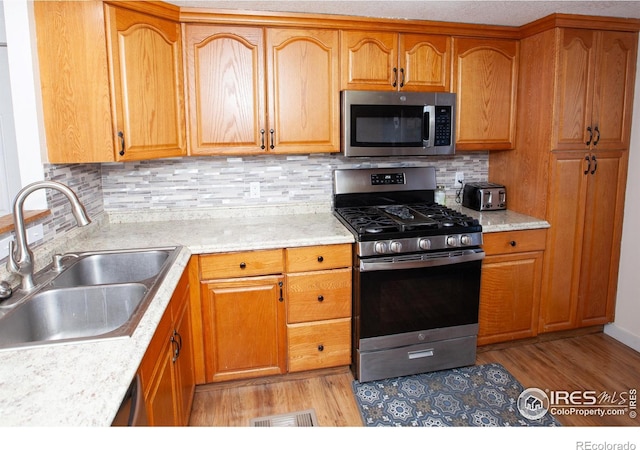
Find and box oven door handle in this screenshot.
[359,249,485,272]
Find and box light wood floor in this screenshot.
[188,331,640,427]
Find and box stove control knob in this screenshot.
[418,238,431,250]
[389,241,403,253]
[374,242,388,254]
[446,236,458,247]
[460,235,472,246]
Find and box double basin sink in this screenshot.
[0,247,181,350]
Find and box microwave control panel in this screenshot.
[434,106,452,147]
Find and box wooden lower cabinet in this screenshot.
[287,318,351,372]
[139,267,195,426]
[285,252,352,372]
[199,249,287,382]
[201,275,287,382]
[539,150,627,332]
[197,244,352,382]
[478,229,546,345]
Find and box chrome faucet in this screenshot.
[6,181,91,291]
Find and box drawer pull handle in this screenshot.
[317,344,324,352]
[239,262,246,269]
[317,256,324,262]
[509,241,517,247]
[408,349,434,359]
[317,295,324,302]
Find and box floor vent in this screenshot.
[250,409,319,427]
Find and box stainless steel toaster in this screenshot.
[462,182,507,211]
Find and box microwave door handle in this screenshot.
[423,105,435,148]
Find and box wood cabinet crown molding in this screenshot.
[520,13,640,38]
[179,7,523,39]
[104,0,181,21]
[179,8,640,38]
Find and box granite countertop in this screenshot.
[0,207,353,426]
[0,204,545,426]
[457,206,550,232]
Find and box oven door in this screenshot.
[355,249,484,349]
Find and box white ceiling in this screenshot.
[171,0,640,27]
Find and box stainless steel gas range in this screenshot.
[333,167,484,382]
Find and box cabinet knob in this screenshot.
[239,262,246,269]
[509,241,517,247]
[317,295,324,302]
[317,344,324,352]
[317,256,324,263]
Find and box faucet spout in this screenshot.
[6,181,91,291]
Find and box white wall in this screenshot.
[2,0,45,209]
[604,48,640,352]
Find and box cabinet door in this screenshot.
[34,1,114,163]
[453,38,518,150]
[591,31,638,150]
[553,29,598,151]
[577,150,627,326]
[340,31,398,90]
[145,337,179,426]
[266,28,340,153]
[400,34,451,92]
[105,5,186,161]
[479,251,543,345]
[539,152,589,332]
[184,25,266,155]
[173,282,195,426]
[202,275,286,382]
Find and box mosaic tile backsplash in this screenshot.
[99,153,488,209]
[5,152,488,248]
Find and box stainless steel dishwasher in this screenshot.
[111,374,148,426]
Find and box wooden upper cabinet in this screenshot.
[184,25,339,155]
[34,1,114,163]
[452,37,518,150]
[554,29,638,151]
[184,25,266,155]
[341,31,450,91]
[266,28,340,154]
[401,34,451,92]
[104,4,186,161]
[341,31,398,90]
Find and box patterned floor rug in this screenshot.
[352,363,561,427]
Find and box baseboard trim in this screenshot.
[604,324,640,352]
[477,325,604,353]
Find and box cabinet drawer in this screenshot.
[285,244,351,272]
[286,268,352,323]
[287,318,351,372]
[199,249,284,279]
[482,229,547,255]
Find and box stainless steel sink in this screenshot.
[0,246,181,350]
[0,284,147,347]
[52,250,171,287]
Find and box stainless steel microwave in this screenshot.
[341,90,456,157]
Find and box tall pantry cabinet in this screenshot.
[489,18,638,333]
